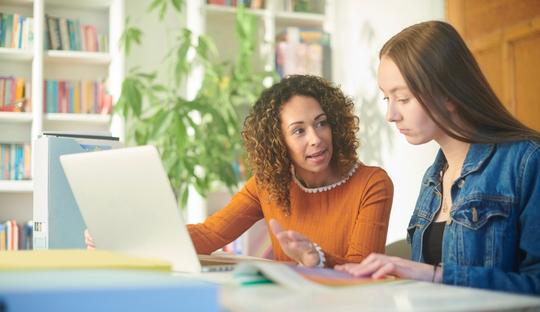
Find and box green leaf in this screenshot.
[152,109,175,138]
[179,184,189,209]
[120,23,143,56]
[171,0,184,12]
[147,0,167,19]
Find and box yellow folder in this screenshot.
[0,249,171,271]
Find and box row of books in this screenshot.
[275,28,331,79]
[281,0,325,14]
[45,15,108,52]
[206,0,324,13]
[0,76,32,112]
[0,12,34,50]
[0,220,33,251]
[44,79,112,114]
[207,0,265,9]
[0,143,31,181]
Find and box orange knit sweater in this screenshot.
[187,164,393,268]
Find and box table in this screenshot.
[1,269,538,312]
[187,272,540,312]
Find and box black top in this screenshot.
[422,221,446,265]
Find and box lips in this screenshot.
[306,149,326,159]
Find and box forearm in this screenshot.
[443,264,540,295]
[187,223,233,254]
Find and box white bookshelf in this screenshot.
[0,0,125,222]
[199,0,333,82]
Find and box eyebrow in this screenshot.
[287,113,327,129]
[379,85,409,94]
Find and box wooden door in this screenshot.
[447,0,540,131]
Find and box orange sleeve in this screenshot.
[325,169,393,267]
[187,177,264,254]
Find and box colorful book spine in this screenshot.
[0,143,31,180]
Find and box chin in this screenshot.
[405,136,430,145]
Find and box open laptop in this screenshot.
[60,145,238,273]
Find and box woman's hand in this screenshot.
[84,229,96,250]
[334,253,442,282]
[269,219,321,267]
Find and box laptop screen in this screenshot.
[60,145,203,272]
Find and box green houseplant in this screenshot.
[115,0,275,208]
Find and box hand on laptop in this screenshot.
[84,229,96,250]
[269,219,321,267]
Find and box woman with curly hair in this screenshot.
[86,75,393,267]
[186,75,394,267]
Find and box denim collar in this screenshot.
[424,143,496,186]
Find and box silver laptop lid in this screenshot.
[60,145,202,273]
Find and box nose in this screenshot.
[308,128,322,146]
[385,101,400,123]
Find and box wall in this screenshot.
[124,1,186,85]
[333,0,444,244]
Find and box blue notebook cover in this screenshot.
[0,270,219,312]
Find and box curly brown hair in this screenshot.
[242,75,360,215]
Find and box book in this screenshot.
[0,249,171,271]
[234,261,395,290]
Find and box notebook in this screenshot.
[59,145,238,273]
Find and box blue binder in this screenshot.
[33,134,121,249]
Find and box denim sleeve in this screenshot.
[443,146,540,295]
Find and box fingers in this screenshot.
[334,253,436,281]
[334,253,399,278]
[269,220,319,266]
[347,257,386,277]
[269,219,282,236]
[84,229,96,250]
[270,219,309,244]
[372,262,396,279]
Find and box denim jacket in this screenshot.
[408,140,540,295]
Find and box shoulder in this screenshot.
[238,176,261,197]
[354,164,392,182]
[497,139,540,153]
[493,140,540,166]
[350,164,393,189]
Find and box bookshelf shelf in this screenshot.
[205,4,266,18]
[44,113,111,124]
[45,50,111,65]
[0,112,33,123]
[0,180,33,193]
[0,0,33,5]
[275,11,325,26]
[0,48,33,62]
[45,0,110,10]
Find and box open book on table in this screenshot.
[233,261,395,291]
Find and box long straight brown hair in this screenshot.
[380,20,540,143]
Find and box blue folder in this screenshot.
[0,270,219,312]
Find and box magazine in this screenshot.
[233,261,395,291]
